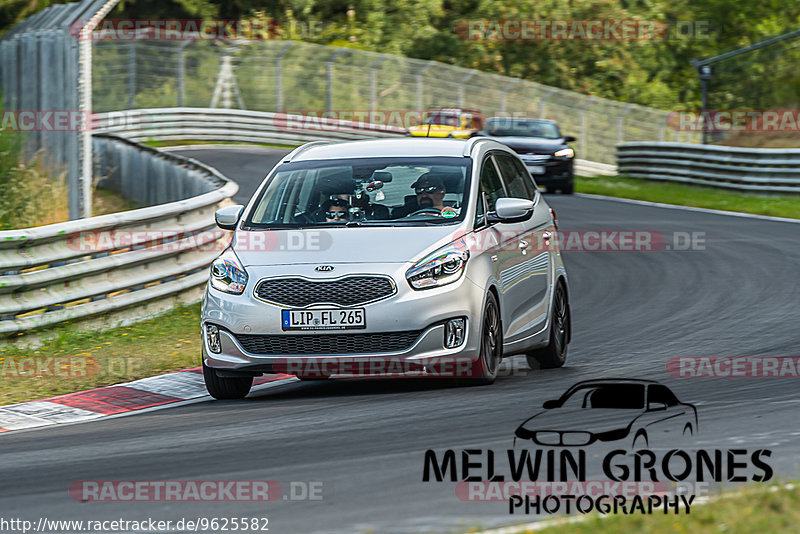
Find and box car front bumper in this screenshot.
[201,262,485,376]
[517,154,574,186]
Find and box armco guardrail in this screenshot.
[94,108,616,177]
[94,108,406,145]
[618,142,800,193]
[0,134,237,338]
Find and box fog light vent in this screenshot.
[444,318,466,348]
[206,324,221,353]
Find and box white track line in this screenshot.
[575,193,800,224]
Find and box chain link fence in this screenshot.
[93,39,700,165]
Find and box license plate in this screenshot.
[282,308,366,330]
[528,165,546,174]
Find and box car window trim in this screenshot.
[473,153,507,231]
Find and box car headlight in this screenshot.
[210,248,248,295]
[554,147,574,158]
[406,245,469,290]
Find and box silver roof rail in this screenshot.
[461,136,493,157]
[283,141,334,163]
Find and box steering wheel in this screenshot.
[405,208,442,218]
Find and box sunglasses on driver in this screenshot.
[415,185,443,194]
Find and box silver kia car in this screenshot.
[201,138,571,399]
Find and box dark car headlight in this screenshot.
[595,427,630,442]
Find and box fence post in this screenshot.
[616,104,633,145]
[415,62,435,111]
[325,48,347,112]
[177,41,191,107]
[500,79,518,115]
[274,42,292,112]
[369,54,387,112]
[579,97,596,160]
[458,72,475,109]
[127,40,136,109]
[537,88,556,118]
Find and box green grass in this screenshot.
[0,304,202,406]
[142,138,298,150]
[576,175,800,219]
[494,483,800,534]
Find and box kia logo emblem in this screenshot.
[315,265,335,272]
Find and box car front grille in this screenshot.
[234,330,423,355]
[254,276,395,307]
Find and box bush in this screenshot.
[0,129,68,230]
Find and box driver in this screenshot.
[411,174,446,212]
[321,198,350,223]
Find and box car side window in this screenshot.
[495,153,535,200]
[480,155,506,211]
[512,158,538,197]
[648,385,679,407]
[474,189,485,227]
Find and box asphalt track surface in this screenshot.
[2,146,800,533]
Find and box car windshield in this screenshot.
[244,157,472,228]
[486,120,561,139]
[558,384,646,409]
[424,112,459,126]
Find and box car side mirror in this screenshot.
[542,399,560,409]
[487,198,534,224]
[647,401,668,411]
[215,205,244,230]
[564,135,576,143]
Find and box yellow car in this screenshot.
[406,108,486,138]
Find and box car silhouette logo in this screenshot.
[514,379,698,449]
[315,265,335,272]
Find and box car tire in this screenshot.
[203,362,253,400]
[560,182,574,194]
[461,291,502,386]
[526,282,570,369]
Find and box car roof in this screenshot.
[487,117,556,124]
[565,378,660,388]
[286,138,507,162]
